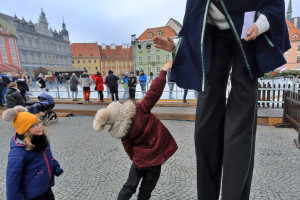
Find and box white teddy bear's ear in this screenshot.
[93,108,110,131]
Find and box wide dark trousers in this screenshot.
[117,163,161,200]
[195,28,258,200]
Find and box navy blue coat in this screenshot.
[172,0,291,92]
[6,134,63,200]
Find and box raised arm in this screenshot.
[139,61,172,113]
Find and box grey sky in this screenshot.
[0,0,299,45]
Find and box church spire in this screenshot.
[287,0,292,22]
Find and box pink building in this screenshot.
[284,19,300,70]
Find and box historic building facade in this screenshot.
[0,9,71,76]
[131,18,181,75]
[70,42,101,74]
[99,44,133,75]
[0,16,21,72]
[284,0,300,70]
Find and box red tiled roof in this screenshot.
[70,43,101,58]
[286,18,300,42]
[0,64,23,72]
[98,45,132,61]
[137,26,177,41]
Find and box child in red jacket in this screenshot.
[93,60,177,200]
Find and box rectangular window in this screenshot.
[123,62,125,66]
[103,62,106,67]
[108,62,111,67]
[72,60,74,64]
[35,41,39,48]
[138,56,143,62]
[95,67,98,70]
[88,60,91,63]
[146,43,151,51]
[165,54,170,60]
[119,62,122,66]
[77,60,80,64]
[94,60,97,63]
[298,45,300,51]
[88,67,91,71]
[112,62,115,66]
[148,67,151,74]
[147,55,151,62]
[156,67,160,74]
[83,60,85,63]
[0,37,4,45]
[28,39,32,48]
[297,56,300,63]
[138,44,142,52]
[156,55,160,61]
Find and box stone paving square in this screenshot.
[0,118,299,199]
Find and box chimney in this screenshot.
[294,18,298,28]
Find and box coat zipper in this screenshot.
[42,149,51,185]
[219,0,253,79]
[200,0,211,92]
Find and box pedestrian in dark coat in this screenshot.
[1,73,11,104]
[153,0,290,199]
[69,73,79,101]
[16,76,29,103]
[95,71,104,102]
[5,82,25,108]
[93,61,177,200]
[0,75,6,107]
[2,106,63,200]
[105,70,120,101]
[128,72,137,99]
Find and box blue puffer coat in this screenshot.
[6,133,63,200]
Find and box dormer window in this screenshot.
[79,54,82,56]
[293,34,299,38]
[148,32,153,38]
[157,31,163,36]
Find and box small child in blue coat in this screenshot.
[2,106,63,200]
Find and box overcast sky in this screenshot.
[0,0,299,45]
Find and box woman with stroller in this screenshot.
[69,73,79,101]
[16,74,29,103]
[5,82,25,108]
[95,71,104,102]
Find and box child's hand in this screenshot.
[162,60,173,72]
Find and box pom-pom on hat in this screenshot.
[2,106,40,135]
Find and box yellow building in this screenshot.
[70,43,101,74]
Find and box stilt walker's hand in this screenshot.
[153,37,176,52]
[244,24,258,41]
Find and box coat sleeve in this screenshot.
[139,70,166,113]
[6,150,25,200]
[122,139,133,160]
[260,0,290,52]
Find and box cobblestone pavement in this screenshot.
[0,118,299,200]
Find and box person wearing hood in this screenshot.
[2,106,63,200]
[16,74,29,103]
[69,73,79,101]
[154,0,290,199]
[5,82,25,108]
[93,61,177,200]
[105,70,120,102]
